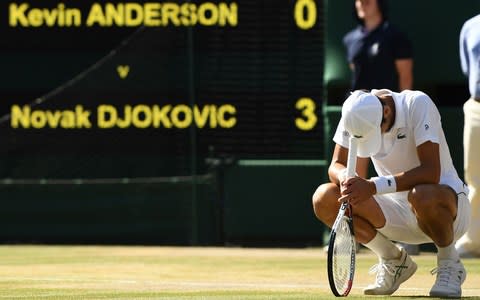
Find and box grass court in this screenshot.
[0,245,479,299]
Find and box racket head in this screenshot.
[327,203,356,297]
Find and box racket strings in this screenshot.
[332,217,355,292]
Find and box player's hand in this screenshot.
[338,176,375,205]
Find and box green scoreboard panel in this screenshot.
[0,1,324,178]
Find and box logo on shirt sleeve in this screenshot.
[425,124,430,130]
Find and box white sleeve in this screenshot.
[408,92,441,147]
[332,116,350,149]
[459,22,469,76]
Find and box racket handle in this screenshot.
[346,137,357,178]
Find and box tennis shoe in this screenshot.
[429,259,466,298]
[363,247,417,295]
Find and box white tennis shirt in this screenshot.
[333,89,465,194]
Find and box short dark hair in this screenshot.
[354,0,389,25]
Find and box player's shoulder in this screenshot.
[397,90,435,111]
[382,22,409,38]
[343,26,362,44]
[378,22,412,51]
[463,14,480,28]
[400,90,439,118]
[400,90,433,104]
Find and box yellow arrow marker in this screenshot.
[117,65,130,79]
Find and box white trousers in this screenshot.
[456,98,480,252]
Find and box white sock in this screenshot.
[364,232,401,260]
[437,242,460,261]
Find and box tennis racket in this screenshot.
[327,136,357,297]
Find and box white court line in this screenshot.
[0,277,137,284]
[0,277,478,295]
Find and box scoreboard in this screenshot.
[0,1,325,178]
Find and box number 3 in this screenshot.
[295,98,317,130]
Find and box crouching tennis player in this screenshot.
[312,89,470,297]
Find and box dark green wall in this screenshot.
[0,177,221,245]
[222,163,327,246]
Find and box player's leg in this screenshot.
[408,184,458,246]
[313,183,356,253]
[456,98,480,257]
[407,183,470,298]
[312,183,342,227]
[358,193,418,295]
[312,181,377,255]
[313,185,417,296]
[312,182,385,242]
[396,242,420,255]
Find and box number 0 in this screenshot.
[295,98,317,130]
[294,0,317,30]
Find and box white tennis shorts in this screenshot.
[374,186,470,244]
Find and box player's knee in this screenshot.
[312,183,336,205]
[312,183,339,219]
[408,184,436,211]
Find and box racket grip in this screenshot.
[346,137,357,178]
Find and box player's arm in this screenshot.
[328,143,369,186]
[395,58,413,91]
[355,141,439,199]
[389,141,440,192]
